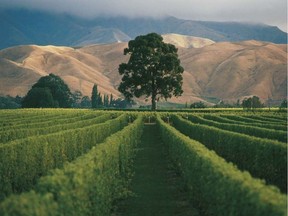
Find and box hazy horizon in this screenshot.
[0,0,287,32]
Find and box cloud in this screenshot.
[1,0,287,31]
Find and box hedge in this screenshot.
[0,113,128,200]
[0,114,144,216]
[158,115,286,216]
[186,114,287,143]
[0,113,111,143]
[171,114,287,193]
[202,114,287,131]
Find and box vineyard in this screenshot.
[0,109,286,215]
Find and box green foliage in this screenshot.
[91,84,124,108]
[0,113,113,143]
[109,94,113,106]
[186,114,287,142]
[22,74,73,108]
[157,115,287,216]
[0,95,22,109]
[110,98,135,109]
[71,91,83,108]
[0,191,58,216]
[190,101,206,109]
[221,114,286,126]
[118,33,184,110]
[279,99,287,110]
[213,100,241,108]
[242,96,264,110]
[91,84,99,108]
[203,114,287,131]
[0,109,286,215]
[98,93,103,106]
[103,94,109,107]
[244,114,287,124]
[171,114,287,193]
[0,114,144,216]
[22,87,56,108]
[0,113,129,200]
[0,109,86,130]
[80,96,91,108]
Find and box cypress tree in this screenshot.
[91,84,98,108]
[109,94,113,107]
[98,93,103,107]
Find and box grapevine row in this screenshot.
[0,113,129,200]
[0,109,80,126]
[170,114,287,193]
[0,110,96,131]
[202,114,287,131]
[243,115,287,123]
[0,114,144,215]
[185,114,287,142]
[157,115,286,216]
[0,113,113,143]
[221,114,286,125]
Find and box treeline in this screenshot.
[189,96,287,110]
[0,92,133,109]
[0,96,22,109]
[1,73,287,110]
[72,90,133,109]
[90,84,134,109]
[0,74,133,109]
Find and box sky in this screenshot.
[1,0,287,32]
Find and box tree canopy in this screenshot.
[190,101,207,109]
[118,33,184,110]
[0,95,22,109]
[280,99,287,108]
[242,96,263,110]
[91,84,99,108]
[22,74,73,108]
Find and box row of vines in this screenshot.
[158,112,287,216]
[0,109,287,215]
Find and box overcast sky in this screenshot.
[1,0,287,32]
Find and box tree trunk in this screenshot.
[151,78,157,111]
[151,95,156,111]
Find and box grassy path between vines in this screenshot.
[114,124,199,216]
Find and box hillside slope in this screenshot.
[0,35,286,104]
[162,34,215,48]
[178,40,287,103]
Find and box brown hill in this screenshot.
[0,44,122,98]
[162,33,215,48]
[177,40,287,104]
[0,36,286,105]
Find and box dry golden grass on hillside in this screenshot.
[0,34,287,104]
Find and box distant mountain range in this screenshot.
[0,34,286,105]
[0,9,287,49]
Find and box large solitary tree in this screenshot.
[118,33,184,110]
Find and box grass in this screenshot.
[113,124,199,216]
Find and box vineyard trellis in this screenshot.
[0,109,286,216]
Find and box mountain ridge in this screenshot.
[0,9,287,50]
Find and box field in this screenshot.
[0,109,286,215]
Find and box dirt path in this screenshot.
[114,124,199,216]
